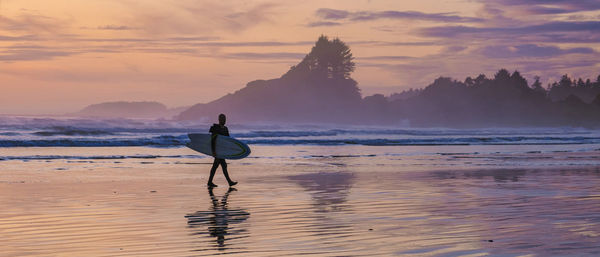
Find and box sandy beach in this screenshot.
[2,146,600,256]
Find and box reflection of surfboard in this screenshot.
[185,209,250,224]
[186,133,251,160]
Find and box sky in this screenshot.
[1,0,600,115]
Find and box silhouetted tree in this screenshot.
[474,74,487,86]
[547,74,600,103]
[299,35,355,79]
[390,68,600,127]
[531,76,546,96]
[464,76,474,87]
[494,69,511,83]
[510,71,529,91]
[559,74,572,88]
[179,35,362,123]
[389,88,422,101]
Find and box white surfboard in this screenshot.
[186,133,251,160]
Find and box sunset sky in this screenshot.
[1,0,599,114]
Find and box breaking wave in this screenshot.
[1,135,599,147]
[1,117,599,147]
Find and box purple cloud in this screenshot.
[538,34,600,43]
[307,21,342,27]
[526,6,571,15]
[311,8,484,27]
[166,36,220,41]
[189,41,313,47]
[358,55,414,61]
[221,52,305,60]
[420,21,600,38]
[350,10,484,23]
[0,35,38,41]
[315,8,349,20]
[481,44,595,58]
[97,25,137,30]
[0,49,73,61]
[0,12,66,34]
[483,0,600,14]
[445,46,468,53]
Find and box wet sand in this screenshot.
[1,147,600,256]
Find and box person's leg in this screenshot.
[219,159,237,186]
[208,158,220,186]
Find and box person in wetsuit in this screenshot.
[207,113,237,187]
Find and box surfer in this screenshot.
[208,114,237,187]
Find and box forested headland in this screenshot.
[178,36,600,127]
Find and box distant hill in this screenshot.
[178,35,600,127]
[76,101,186,118]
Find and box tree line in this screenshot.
[179,35,600,127]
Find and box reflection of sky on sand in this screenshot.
[286,172,356,250]
[288,172,354,213]
[284,167,600,256]
[2,156,600,256]
[420,168,600,255]
[185,188,249,251]
[224,167,600,256]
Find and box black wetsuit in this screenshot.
[209,124,230,138]
[208,124,233,184]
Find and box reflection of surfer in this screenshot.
[208,114,237,188]
[208,187,234,248]
[185,187,249,250]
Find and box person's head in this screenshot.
[218,113,226,125]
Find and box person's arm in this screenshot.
[211,134,217,157]
[209,125,217,157]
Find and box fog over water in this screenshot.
[1,116,600,149]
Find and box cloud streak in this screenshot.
[121,1,280,35]
[309,8,484,27]
[221,52,305,60]
[420,21,600,39]
[357,55,415,61]
[0,11,68,34]
[97,25,138,30]
[0,49,73,61]
[482,0,600,15]
[0,34,38,41]
[306,21,342,27]
[480,44,595,59]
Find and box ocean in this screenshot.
[2,116,600,168]
[3,116,600,147]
